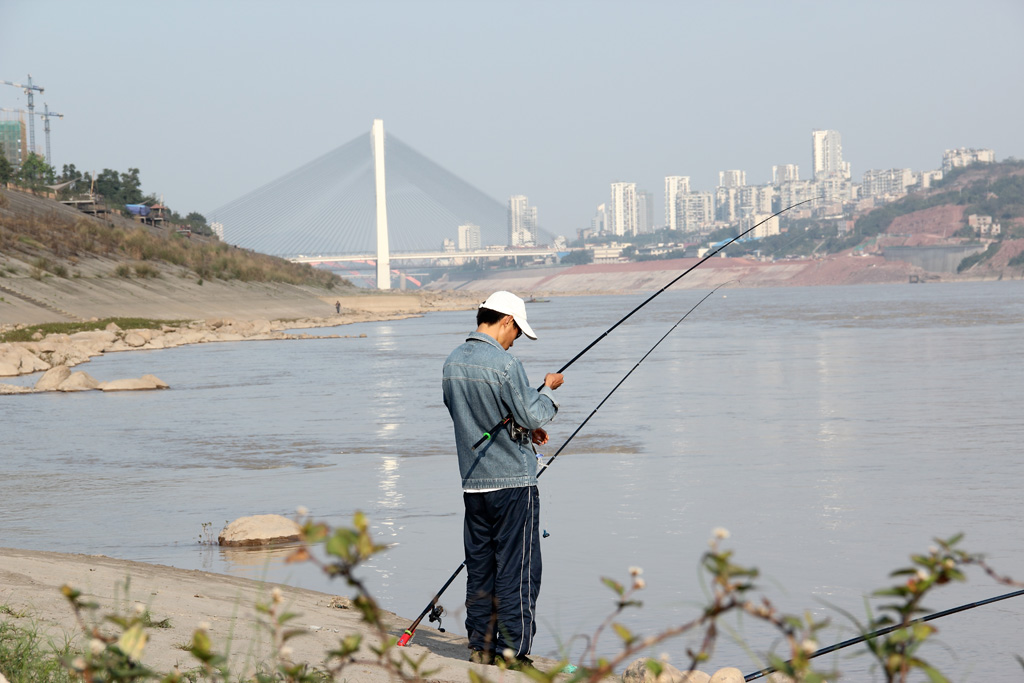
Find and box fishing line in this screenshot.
[397,284,728,646]
[471,199,811,450]
[744,587,1024,681]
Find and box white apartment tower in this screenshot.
[718,170,747,187]
[508,195,538,247]
[458,223,481,251]
[591,203,607,235]
[715,171,748,222]
[664,176,690,231]
[811,129,850,180]
[677,192,714,233]
[609,182,638,237]
[637,189,654,233]
[862,169,913,199]
[772,164,800,184]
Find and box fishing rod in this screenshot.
[471,199,811,451]
[744,587,1024,681]
[397,285,727,647]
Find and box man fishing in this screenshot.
[442,290,564,667]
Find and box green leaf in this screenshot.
[117,623,148,661]
[612,622,634,644]
[600,577,624,596]
[921,663,951,683]
[645,659,664,676]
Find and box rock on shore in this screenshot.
[218,515,303,547]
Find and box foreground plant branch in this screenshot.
[6,515,1018,683]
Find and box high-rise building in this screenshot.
[508,195,538,246]
[676,192,714,233]
[772,164,799,184]
[637,189,653,234]
[718,170,746,187]
[739,186,774,215]
[458,223,482,251]
[861,169,913,199]
[777,180,816,211]
[0,118,26,169]
[739,213,781,239]
[715,171,747,222]
[664,176,690,231]
[591,203,607,235]
[811,129,850,180]
[715,186,739,222]
[609,182,638,237]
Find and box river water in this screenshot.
[3,281,1023,680]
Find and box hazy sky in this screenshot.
[2,0,1022,236]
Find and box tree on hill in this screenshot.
[18,153,55,185]
[94,167,146,207]
[561,249,593,265]
[59,163,84,183]
[0,153,12,183]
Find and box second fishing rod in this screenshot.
[396,284,728,647]
[471,199,811,450]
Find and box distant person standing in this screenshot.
[335,301,341,314]
[442,291,564,667]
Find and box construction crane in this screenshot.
[1,74,45,158]
[0,103,64,166]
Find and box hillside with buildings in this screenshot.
[574,133,1023,280]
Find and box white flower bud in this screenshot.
[629,566,643,576]
[713,527,730,540]
[90,639,105,655]
[296,506,309,517]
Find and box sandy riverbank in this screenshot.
[0,290,485,391]
[0,547,553,682]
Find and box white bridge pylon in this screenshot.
[208,120,545,266]
[371,119,390,290]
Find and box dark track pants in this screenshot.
[463,485,542,656]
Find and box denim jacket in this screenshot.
[443,332,559,490]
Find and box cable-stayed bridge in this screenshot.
[207,121,554,287]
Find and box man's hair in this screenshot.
[477,307,507,327]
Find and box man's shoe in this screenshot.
[496,652,534,671]
[468,649,495,665]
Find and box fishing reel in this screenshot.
[428,604,446,632]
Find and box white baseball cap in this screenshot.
[480,291,537,340]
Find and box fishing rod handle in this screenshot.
[397,562,468,646]
[471,415,512,450]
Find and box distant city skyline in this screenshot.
[1,0,1021,238]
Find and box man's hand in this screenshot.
[544,373,564,390]
[531,428,549,446]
